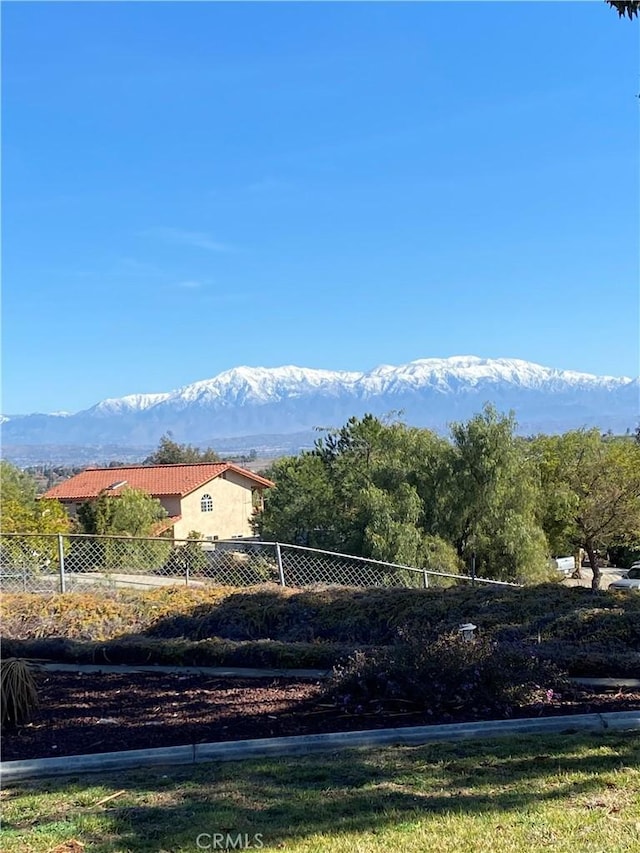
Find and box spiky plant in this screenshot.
[606,1,639,19]
[1,658,40,727]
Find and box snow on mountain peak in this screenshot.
[385,356,630,389]
[91,392,171,415]
[33,356,635,418]
[165,364,364,407]
[2,356,636,453]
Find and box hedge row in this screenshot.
[3,583,640,676]
[2,583,638,646]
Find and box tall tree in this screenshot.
[259,414,460,574]
[259,453,336,548]
[144,434,220,465]
[531,430,640,589]
[440,406,551,583]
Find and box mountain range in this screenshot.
[2,356,638,464]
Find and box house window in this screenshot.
[200,494,213,512]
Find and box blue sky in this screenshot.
[2,1,638,414]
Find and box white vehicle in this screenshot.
[608,567,640,592]
[552,556,575,575]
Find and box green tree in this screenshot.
[77,487,167,536]
[0,461,70,574]
[144,434,220,465]
[0,461,69,535]
[259,453,336,547]
[358,481,425,566]
[440,405,551,583]
[1,461,37,506]
[259,409,564,584]
[531,430,640,589]
[259,414,461,577]
[321,416,457,571]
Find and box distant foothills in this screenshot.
[2,356,638,467]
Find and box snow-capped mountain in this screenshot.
[2,357,638,452]
[89,392,172,416]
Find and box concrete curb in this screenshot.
[36,665,640,689]
[3,711,639,783]
[571,677,640,690]
[38,663,330,679]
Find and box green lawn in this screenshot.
[2,733,639,852]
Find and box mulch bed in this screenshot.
[3,672,640,762]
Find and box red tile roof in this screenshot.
[42,463,274,502]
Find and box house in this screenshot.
[41,463,274,541]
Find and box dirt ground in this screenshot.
[3,672,639,763]
[560,568,626,589]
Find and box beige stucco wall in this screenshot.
[172,473,257,541]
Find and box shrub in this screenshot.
[2,584,638,675]
[536,640,640,677]
[0,587,234,641]
[330,631,568,721]
[0,635,355,669]
[162,537,209,577]
[1,658,40,726]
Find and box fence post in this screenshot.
[423,570,429,589]
[185,562,190,588]
[471,552,476,587]
[58,534,66,593]
[275,543,286,587]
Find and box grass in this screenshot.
[2,733,639,852]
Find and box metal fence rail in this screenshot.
[0,533,522,594]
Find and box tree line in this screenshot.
[256,406,640,589]
[2,408,639,589]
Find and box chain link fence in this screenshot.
[0,533,521,594]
